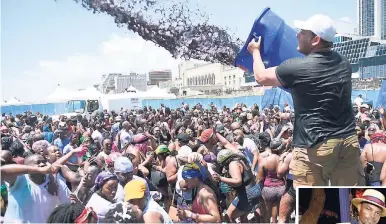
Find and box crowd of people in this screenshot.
[0,99,385,223]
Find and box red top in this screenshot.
[192,196,207,215]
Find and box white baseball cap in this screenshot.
[294,14,336,42]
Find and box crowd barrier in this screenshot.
[142,95,265,110]
[143,88,380,110]
[1,103,68,116]
[1,88,382,115]
[352,90,381,107]
[377,81,386,108]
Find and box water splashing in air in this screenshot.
[72,0,244,65]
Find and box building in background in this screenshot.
[332,36,386,80]
[358,0,385,39]
[179,61,245,95]
[148,70,172,86]
[358,0,375,37]
[159,79,183,95]
[381,0,386,40]
[178,60,205,80]
[101,73,147,94]
[159,79,183,90]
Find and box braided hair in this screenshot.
[47,203,84,223]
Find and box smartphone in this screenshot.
[365,162,374,174]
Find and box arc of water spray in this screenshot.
[71,0,244,65]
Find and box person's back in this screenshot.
[363,142,386,164]
[263,154,284,187]
[361,141,386,185]
[277,51,355,148]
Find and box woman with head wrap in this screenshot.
[360,132,386,186]
[85,171,118,219]
[211,148,261,223]
[177,162,221,223]
[151,145,178,213]
[129,133,157,178]
[256,138,285,223]
[47,202,98,223]
[133,134,151,156]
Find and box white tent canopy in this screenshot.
[72,86,102,99]
[141,86,176,99]
[47,87,78,102]
[47,86,101,102]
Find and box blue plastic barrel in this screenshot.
[234,7,304,90]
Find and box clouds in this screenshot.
[339,17,353,23]
[334,17,357,35]
[1,34,180,102]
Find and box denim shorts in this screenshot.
[369,181,381,186]
[232,184,261,212]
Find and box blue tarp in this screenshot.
[352,90,380,107]
[1,103,68,116]
[376,81,386,108]
[260,88,293,110]
[1,88,381,114]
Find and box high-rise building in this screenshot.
[101,73,147,94]
[148,70,172,86]
[358,0,375,37]
[381,0,386,40]
[358,0,385,39]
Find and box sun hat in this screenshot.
[352,189,386,217]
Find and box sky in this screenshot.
[1,0,357,102]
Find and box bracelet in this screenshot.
[190,212,195,219]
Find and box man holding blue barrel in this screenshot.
[247,14,365,186]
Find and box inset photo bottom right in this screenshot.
[298,188,386,224]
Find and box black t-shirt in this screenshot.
[276,51,356,148]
